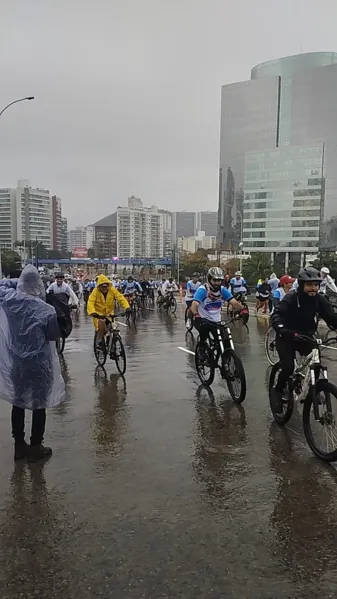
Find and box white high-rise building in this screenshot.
[68,226,87,251]
[0,188,16,248]
[117,197,164,258]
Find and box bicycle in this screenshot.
[265,325,278,365]
[56,305,77,355]
[93,314,127,374]
[227,292,249,324]
[194,318,246,403]
[125,294,137,324]
[163,291,177,315]
[184,301,194,332]
[269,333,337,462]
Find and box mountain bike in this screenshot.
[93,314,127,374]
[269,334,337,462]
[194,319,246,403]
[163,291,177,315]
[125,294,137,324]
[185,301,194,332]
[265,325,278,365]
[227,292,249,324]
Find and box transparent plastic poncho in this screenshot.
[0,265,66,410]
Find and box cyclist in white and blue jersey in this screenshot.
[230,271,249,297]
[122,276,142,296]
[185,272,201,329]
[191,267,245,354]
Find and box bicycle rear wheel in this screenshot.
[56,336,65,355]
[131,304,137,322]
[268,362,294,425]
[303,379,337,462]
[222,348,246,403]
[170,297,177,314]
[112,335,126,375]
[265,326,278,365]
[94,331,107,366]
[195,341,215,386]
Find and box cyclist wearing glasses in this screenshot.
[191,267,245,355]
[271,267,337,413]
[87,274,130,343]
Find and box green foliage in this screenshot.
[1,250,22,276]
[180,250,211,279]
[242,253,272,285]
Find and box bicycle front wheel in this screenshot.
[94,331,107,366]
[265,326,278,365]
[303,379,337,462]
[268,362,294,425]
[222,349,246,403]
[195,341,215,386]
[112,336,126,375]
[170,297,177,314]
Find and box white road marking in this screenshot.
[177,346,195,355]
[116,321,128,327]
[322,344,337,351]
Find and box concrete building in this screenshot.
[61,217,68,254]
[12,180,52,249]
[68,226,87,251]
[0,188,16,248]
[158,209,173,258]
[51,195,62,251]
[172,212,197,243]
[177,236,197,254]
[218,51,337,263]
[117,197,164,259]
[89,213,117,258]
[197,211,217,237]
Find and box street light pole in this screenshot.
[0,96,34,278]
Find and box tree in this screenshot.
[242,253,272,286]
[180,249,210,278]
[1,249,22,276]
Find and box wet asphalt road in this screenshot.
[1,306,337,598]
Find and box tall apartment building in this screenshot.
[68,226,87,251]
[218,51,337,263]
[117,197,164,259]
[88,213,117,258]
[51,195,63,251]
[158,209,172,257]
[0,188,16,248]
[61,217,68,253]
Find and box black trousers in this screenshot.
[195,318,230,348]
[275,337,310,391]
[11,406,46,445]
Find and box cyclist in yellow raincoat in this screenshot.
[87,274,129,340]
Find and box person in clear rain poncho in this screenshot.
[0,265,66,461]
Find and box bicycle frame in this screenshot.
[292,340,328,420]
[207,325,234,364]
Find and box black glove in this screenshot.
[90,312,100,318]
[278,326,296,339]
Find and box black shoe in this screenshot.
[28,444,52,462]
[271,387,284,415]
[14,441,29,460]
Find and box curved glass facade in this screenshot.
[218,52,337,256]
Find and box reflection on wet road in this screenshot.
[1,307,337,597]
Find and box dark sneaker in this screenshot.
[271,387,284,415]
[14,441,29,460]
[28,444,53,462]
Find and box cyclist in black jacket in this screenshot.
[271,266,337,413]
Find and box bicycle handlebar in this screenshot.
[92,313,126,320]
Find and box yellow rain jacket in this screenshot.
[87,274,129,329]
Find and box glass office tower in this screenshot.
[218,52,337,259]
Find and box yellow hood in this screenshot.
[96,274,111,287]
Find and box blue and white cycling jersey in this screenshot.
[123,281,141,295]
[230,277,247,295]
[185,280,201,301]
[193,284,232,323]
[273,287,285,302]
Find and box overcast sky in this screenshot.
[1,0,337,227]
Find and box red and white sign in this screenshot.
[72,247,88,259]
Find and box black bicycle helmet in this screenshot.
[297,266,322,284]
[55,272,64,279]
